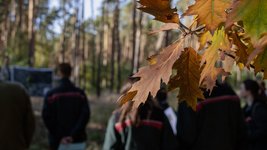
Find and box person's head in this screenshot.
[156,87,168,109]
[240,79,260,102]
[57,63,72,78]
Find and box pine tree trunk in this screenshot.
[60,0,67,63]
[96,1,106,96]
[81,0,86,90]
[137,12,143,69]
[116,8,122,93]
[28,0,35,67]
[110,24,115,92]
[131,0,137,74]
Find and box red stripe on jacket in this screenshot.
[115,119,163,133]
[197,95,240,112]
[48,92,85,104]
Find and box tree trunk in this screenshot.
[90,0,96,91]
[28,0,35,67]
[60,0,67,63]
[110,24,115,92]
[96,1,106,96]
[81,0,86,90]
[116,4,122,93]
[131,0,137,74]
[137,12,143,69]
[73,0,81,86]
[18,0,23,28]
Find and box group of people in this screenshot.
[103,79,267,150]
[0,62,267,150]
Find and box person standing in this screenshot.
[42,63,90,150]
[0,80,35,150]
[178,82,247,150]
[240,79,267,150]
[156,87,177,136]
[103,82,179,150]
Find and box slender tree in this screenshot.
[96,0,106,96]
[28,0,35,67]
[131,0,137,74]
[115,0,122,93]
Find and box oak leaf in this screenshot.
[169,47,204,109]
[138,0,179,23]
[119,39,185,108]
[253,49,267,79]
[199,31,212,50]
[149,23,179,35]
[184,0,232,32]
[200,28,231,91]
[226,0,267,43]
[230,32,249,64]
[247,35,267,65]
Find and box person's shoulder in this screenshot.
[44,87,59,97]
[74,87,86,95]
[253,101,267,114]
[2,81,26,91]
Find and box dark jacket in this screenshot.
[103,104,179,150]
[0,81,35,150]
[244,101,267,150]
[178,83,246,150]
[42,78,90,149]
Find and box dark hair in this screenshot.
[243,79,260,100]
[203,81,236,99]
[58,63,72,77]
[156,88,168,102]
[119,95,158,126]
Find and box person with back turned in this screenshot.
[103,82,179,150]
[240,79,267,150]
[177,82,247,150]
[42,63,90,150]
[0,79,35,150]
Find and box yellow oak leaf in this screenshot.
[200,28,231,91]
[199,31,212,50]
[184,0,232,32]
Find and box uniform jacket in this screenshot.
[103,104,179,150]
[42,78,90,149]
[0,81,35,150]
[178,83,247,150]
[244,101,267,150]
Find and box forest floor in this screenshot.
[29,93,118,150]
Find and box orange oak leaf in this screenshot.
[169,47,204,109]
[200,28,231,91]
[230,32,249,64]
[184,0,232,32]
[119,38,186,108]
[138,0,179,23]
[149,23,179,35]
